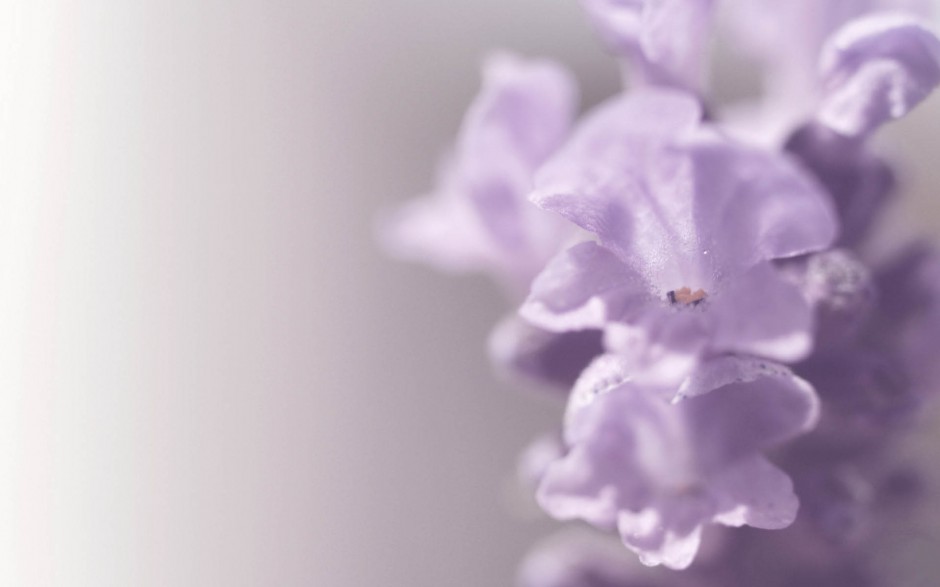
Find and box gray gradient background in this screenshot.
[2,2,940,586]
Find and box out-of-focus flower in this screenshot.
[816,13,940,137]
[537,355,819,569]
[380,52,602,390]
[724,1,935,140]
[522,90,836,384]
[380,52,578,295]
[578,0,716,93]
[794,245,940,447]
[776,14,940,245]
[380,2,940,582]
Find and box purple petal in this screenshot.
[538,356,817,567]
[381,52,577,290]
[617,509,703,569]
[603,313,710,388]
[537,443,642,531]
[534,107,836,291]
[680,361,820,472]
[710,456,799,530]
[681,137,838,273]
[676,354,797,399]
[461,52,579,169]
[531,90,702,269]
[708,262,815,362]
[724,0,934,138]
[521,241,652,332]
[818,13,940,137]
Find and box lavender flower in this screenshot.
[724,1,936,140]
[536,355,819,569]
[771,12,940,247]
[521,90,836,384]
[817,13,940,137]
[381,1,940,583]
[381,52,606,388]
[381,52,578,294]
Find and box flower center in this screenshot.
[666,287,707,306]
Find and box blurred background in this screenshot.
[1,1,940,586]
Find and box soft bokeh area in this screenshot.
[2,1,939,586]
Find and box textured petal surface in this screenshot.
[679,137,838,274]
[709,262,815,362]
[521,241,652,332]
[537,357,817,567]
[818,13,940,137]
[534,101,836,296]
[532,90,702,275]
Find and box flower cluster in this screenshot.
[382,1,940,585]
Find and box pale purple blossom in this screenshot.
[778,14,940,245]
[381,2,940,583]
[381,52,578,294]
[537,355,819,569]
[380,52,599,389]
[724,0,935,140]
[817,13,940,137]
[522,90,836,384]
